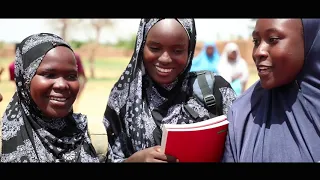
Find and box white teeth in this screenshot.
[258,67,270,71]
[155,66,172,73]
[50,97,67,102]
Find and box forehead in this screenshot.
[40,46,76,67]
[253,19,302,35]
[147,19,189,42]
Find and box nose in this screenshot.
[53,77,69,90]
[253,42,268,64]
[158,51,172,64]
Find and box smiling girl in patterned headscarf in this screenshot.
[0,33,99,163]
[103,19,237,162]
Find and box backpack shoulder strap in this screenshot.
[197,71,218,114]
[212,75,223,115]
[191,71,223,116]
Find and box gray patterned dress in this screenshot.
[0,33,99,163]
[103,19,237,162]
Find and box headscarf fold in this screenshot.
[223,19,320,162]
[1,33,99,163]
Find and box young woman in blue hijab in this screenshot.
[190,41,220,73]
[223,19,320,162]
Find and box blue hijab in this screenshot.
[223,19,320,162]
[190,41,220,73]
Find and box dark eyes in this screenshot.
[174,49,184,54]
[148,46,185,54]
[252,37,280,47]
[149,47,160,52]
[41,73,78,80]
[269,37,279,43]
[252,39,260,47]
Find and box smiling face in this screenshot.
[252,19,304,89]
[143,19,190,85]
[30,46,80,118]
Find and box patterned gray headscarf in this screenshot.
[1,33,99,163]
[103,19,199,162]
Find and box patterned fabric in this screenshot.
[0,33,99,163]
[103,19,237,162]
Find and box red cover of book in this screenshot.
[160,115,228,162]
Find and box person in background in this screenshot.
[223,19,320,162]
[218,42,249,96]
[0,67,3,82]
[74,53,87,103]
[103,18,237,163]
[0,33,99,163]
[190,41,220,73]
[8,43,19,82]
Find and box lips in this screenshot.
[49,96,68,102]
[48,96,69,106]
[155,66,173,74]
[256,65,273,76]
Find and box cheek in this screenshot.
[174,54,189,69]
[272,49,303,83]
[285,54,304,78]
[143,48,157,63]
[71,81,80,95]
[30,77,51,104]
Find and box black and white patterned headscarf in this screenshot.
[1,33,99,163]
[103,19,237,162]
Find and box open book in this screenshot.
[160,115,228,162]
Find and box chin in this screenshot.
[43,110,71,119]
[260,81,275,90]
[155,79,174,85]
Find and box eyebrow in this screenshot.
[148,40,187,46]
[42,68,55,71]
[252,28,279,36]
[41,68,77,72]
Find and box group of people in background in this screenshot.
[190,40,249,96]
[1,18,320,163]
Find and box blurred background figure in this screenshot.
[8,43,19,82]
[74,52,87,106]
[190,41,220,73]
[0,67,4,82]
[218,42,249,96]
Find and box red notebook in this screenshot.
[160,115,228,162]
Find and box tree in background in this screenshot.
[48,19,82,41]
[87,19,113,79]
[47,18,114,79]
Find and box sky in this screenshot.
[0,18,254,44]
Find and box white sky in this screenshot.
[0,18,254,44]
